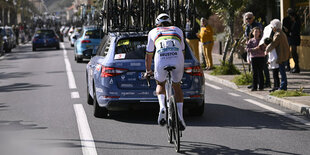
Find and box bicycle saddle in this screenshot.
[164,66,176,71]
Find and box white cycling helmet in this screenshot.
[155,13,171,25]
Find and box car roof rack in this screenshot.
[100,0,197,33]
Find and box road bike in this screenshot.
[145,66,182,152]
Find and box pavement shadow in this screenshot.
[107,109,158,125]
[0,72,33,80]
[0,103,9,111]
[180,141,300,155]
[0,120,47,131]
[100,103,310,131]
[37,138,300,155]
[185,103,309,131]
[0,83,50,93]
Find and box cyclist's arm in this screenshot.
[145,30,155,72]
[145,52,153,72]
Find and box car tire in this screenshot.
[93,84,108,118]
[86,73,94,105]
[32,46,36,51]
[71,44,74,47]
[188,102,204,116]
[76,57,83,63]
[56,45,60,50]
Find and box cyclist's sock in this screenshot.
[177,102,184,120]
[158,94,166,110]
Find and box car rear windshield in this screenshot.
[114,37,193,60]
[84,29,103,39]
[35,30,56,38]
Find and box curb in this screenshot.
[204,72,310,117]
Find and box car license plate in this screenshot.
[86,45,93,49]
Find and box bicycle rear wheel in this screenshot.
[171,96,180,152]
[166,96,173,144]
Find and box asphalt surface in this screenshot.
[0,40,309,155]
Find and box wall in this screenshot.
[298,36,310,70]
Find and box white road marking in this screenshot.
[62,43,77,89]
[244,99,310,126]
[71,92,80,99]
[62,43,97,154]
[228,93,240,97]
[205,82,222,90]
[74,104,98,155]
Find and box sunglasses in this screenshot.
[246,18,252,20]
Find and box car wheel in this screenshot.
[76,57,83,63]
[56,45,60,50]
[188,102,205,116]
[93,84,108,118]
[71,44,74,47]
[86,73,94,105]
[32,46,36,51]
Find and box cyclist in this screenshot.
[145,13,186,131]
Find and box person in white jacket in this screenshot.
[267,49,280,92]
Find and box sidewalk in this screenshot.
[204,52,310,118]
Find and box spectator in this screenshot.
[244,12,270,88]
[185,18,200,62]
[288,11,301,73]
[244,12,263,40]
[267,47,280,92]
[246,27,265,91]
[282,8,293,72]
[197,17,214,70]
[266,19,290,91]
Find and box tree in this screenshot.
[204,0,248,65]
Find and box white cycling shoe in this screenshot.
[158,108,167,126]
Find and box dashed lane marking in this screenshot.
[244,99,310,126]
[205,82,222,90]
[74,104,98,155]
[62,43,97,155]
[71,92,80,99]
[62,43,77,89]
[228,93,241,97]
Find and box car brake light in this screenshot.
[184,66,203,76]
[101,66,128,77]
[190,95,202,98]
[81,40,91,43]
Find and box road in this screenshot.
[0,40,309,155]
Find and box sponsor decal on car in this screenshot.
[138,92,149,95]
[120,84,134,88]
[109,92,118,95]
[130,63,141,67]
[121,92,135,96]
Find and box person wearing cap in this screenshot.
[145,13,186,131]
[265,19,290,91]
[197,17,214,70]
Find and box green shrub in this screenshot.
[232,72,253,85]
[210,60,241,75]
[270,88,309,98]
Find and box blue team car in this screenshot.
[74,26,104,62]
[86,32,205,118]
[32,29,60,51]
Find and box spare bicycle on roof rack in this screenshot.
[100,0,197,33]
